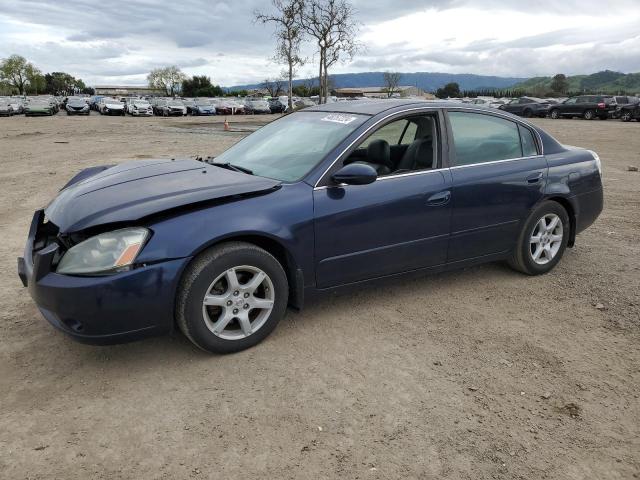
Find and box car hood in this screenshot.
[105,103,124,108]
[45,159,281,233]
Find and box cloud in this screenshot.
[0,0,639,86]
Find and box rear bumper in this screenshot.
[575,186,604,235]
[18,211,190,345]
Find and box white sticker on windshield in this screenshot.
[321,114,358,125]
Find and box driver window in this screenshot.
[361,119,409,148]
[344,114,437,177]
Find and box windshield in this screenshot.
[169,101,184,106]
[214,111,368,182]
[68,98,86,105]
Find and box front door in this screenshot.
[313,112,451,288]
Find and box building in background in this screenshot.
[94,85,164,96]
[334,86,433,99]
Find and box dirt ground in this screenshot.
[0,112,638,480]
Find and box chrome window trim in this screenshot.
[449,154,544,170]
[312,155,544,191]
[313,167,446,190]
[313,105,545,188]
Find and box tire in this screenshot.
[621,112,632,122]
[508,201,570,276]
[522,109,532,118]
[550,109,560,119]
[176,242,289,354]
[583,109,595,120]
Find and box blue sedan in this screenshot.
[18,100,603,353]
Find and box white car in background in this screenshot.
[128,99,153,116]
[98,97,125,116]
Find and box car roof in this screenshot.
[305,99,509,116]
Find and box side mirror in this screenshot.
[331,163,378,186]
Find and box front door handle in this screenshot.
[426,190,451,207]
[527,172,544,183]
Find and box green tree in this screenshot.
[0,54,37,94]
[182,75,223,97]
[436,82,461,99]
[44,72,86,95]
[550,74,568,95]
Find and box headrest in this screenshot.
[366,139,392,169]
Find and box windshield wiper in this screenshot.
[210,162,253,175]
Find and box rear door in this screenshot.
[445,110,547,262]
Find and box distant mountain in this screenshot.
[512,70,640,94]
[228,71,526,92]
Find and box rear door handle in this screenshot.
[426,190,451,207]
[527,172,544,184]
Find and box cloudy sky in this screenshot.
[1,0,639,86]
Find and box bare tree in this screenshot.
[262,77,285,97]
[147,66,186,97]
[255,0,306,110]
[303,0,359,104]
[383,72,402,98]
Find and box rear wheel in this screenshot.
[508,201,570,275]
[550,109,560,119]
[583,109,595,120]
[176,242,289,354]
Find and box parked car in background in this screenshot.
[190,100,216,116]
[65,97,90,115]
[294,98,316,110]
[156,99,187,116]
[183,99,196,114]
[128,99,153,116]
[17,101,603,354]
[268,98,287,113]
[244,99,271,114]
[225,99,246,115]
[617,99,640,122]
[549,95,616,120]
[0,100,15,116]
[613,96,637,106]
[98,97,125,116]
[8,98,25,114]
[24,99,54,116]
[499,97,551,118]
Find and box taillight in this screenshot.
[597,102,606,109]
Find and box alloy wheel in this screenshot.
[529,214,563,265]
[201,265,275,340]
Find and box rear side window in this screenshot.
[519,125,538,157]
[449,112,522,166]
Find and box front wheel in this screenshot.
[508,201,570,275]
[583,109,595,120]
[550,109,560,119]
[176,242,289,354]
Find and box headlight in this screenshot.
[57,227,150,275]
